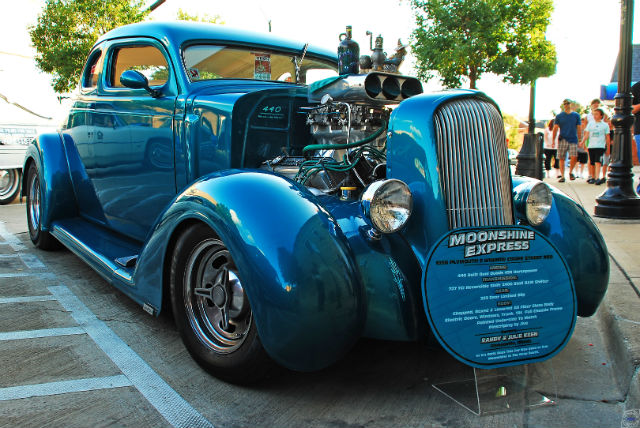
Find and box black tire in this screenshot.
[26,164,59,250]
[170,223,273,384]
[0,168,20,205]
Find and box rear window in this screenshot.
[82,49,104,89]
[182,45,337,85]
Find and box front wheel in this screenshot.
[0,168,20,205]
[170,223,273,384]
[26,164,59,250]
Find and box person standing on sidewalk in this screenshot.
[586,99,607,180]
[602,115,614,179]
[582,107,610,185]
[543,119,559,177]
[586,98,604,125]
[576,115,589,179]
[553,99,582,182]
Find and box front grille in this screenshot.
[434,98,514,229]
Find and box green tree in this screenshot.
[176,8,224,24]
[29,0,149,93]
[410,0,557,89]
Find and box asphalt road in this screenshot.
[0,202,629,428]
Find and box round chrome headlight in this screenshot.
[361,179,413,233]
[526,182,553,225]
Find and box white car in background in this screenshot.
[0,125,55,204]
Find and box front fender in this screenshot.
[22,133,77,229]
[137,170,364,371]
[513,176,609,316]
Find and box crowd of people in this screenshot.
[543,98,612,185]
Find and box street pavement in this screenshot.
[0,170,639,427]
[543,166,640,422]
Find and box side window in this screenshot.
[82,49,104,89]
[109,45,169,88]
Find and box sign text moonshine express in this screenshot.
[449,229,535,258]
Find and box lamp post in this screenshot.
[515,81,543,180]
[594,0,640,218]
[147,0,165,12]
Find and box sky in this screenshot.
[0,0,637,125]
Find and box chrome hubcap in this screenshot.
[28,173,40,233]
[0,169,18,198]
[184,239,251,353]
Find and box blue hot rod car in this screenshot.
[24,22,609,383]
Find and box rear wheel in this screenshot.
[0,168,20,205]
[170,223,272,384]
[26,164,59,250]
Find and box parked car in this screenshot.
[23,22,609,384]
[0,144,26,204]
[0,167,21,204]
[1,125,55,204]
[508,148,518,165]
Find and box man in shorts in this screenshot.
[553,99,582,182]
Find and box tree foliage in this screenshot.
[176,8,224,24]
[410,0,557,89]
[29,0,149,93]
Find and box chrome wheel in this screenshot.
[0,169,20,205]
[171,224,272,383]
[25,164,58,250]
[184,238,251,353]
[28,170,41,233]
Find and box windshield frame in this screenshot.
[180,40,338,86]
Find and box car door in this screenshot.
[62,47,107,223]
[92,38,178,242]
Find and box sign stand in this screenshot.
[432,360,557,415]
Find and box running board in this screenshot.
[50,218,141,286]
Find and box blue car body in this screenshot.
[23,22,608,374]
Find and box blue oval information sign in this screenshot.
[423,226,576,368]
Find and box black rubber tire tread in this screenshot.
[170,223,274,384]
[26,164,60,251]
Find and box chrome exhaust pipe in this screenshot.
[309,72,422,105]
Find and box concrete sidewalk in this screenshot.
[543,166,640,413]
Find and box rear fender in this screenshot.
[135,170,364,371]
[22,133,77,229]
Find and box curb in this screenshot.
[596,256,640,410]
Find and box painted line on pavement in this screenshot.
[0,272,55,279]
[0,253,46,269]
[0,295,56,304]
[19,253,46,269]
[0,375,132,401]
[0,326,85,341]
[48,285,214,428]
[0,222,26,251]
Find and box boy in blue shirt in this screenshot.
[553,99,582,182]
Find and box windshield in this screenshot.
[182,45,338,85]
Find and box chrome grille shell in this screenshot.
[433,98,514,229]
